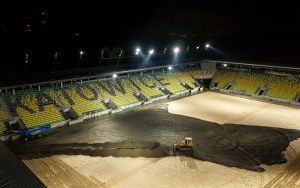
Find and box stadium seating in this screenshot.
[0,101,9,135]
[190,70,214,78]
[266,76,300,100]
[48,83,107,117]
[1,67,299,135]
[213,69,300,99]
[234,72,269,94]
[13,94,65,129]
[130,75,165,99]
[175,71,197,88]
[214,70,239,89]
[154,72,186,94]
[96,79,139,107]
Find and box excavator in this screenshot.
[172,137,194,156]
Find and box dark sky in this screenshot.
[2,1,299,37]
[0,0,299,82]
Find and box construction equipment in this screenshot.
[173,137,194,155]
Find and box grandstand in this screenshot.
[266,75,300,100]
[212,63,300,101]
[0,100,9,136]
[233,72,269,94]
[130,75,165,99]
[0,61,300,139]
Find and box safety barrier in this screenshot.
[169,90,190,99]
[69,118,84,125]
[191,87,200,94]
[111,102,143,114]
[51,120,70,128]
[83,109,111,119]
[143,95,169,105]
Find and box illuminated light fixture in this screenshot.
[205,43,210,49]
[112,73,118,78]
[223,64,227,67]
[168,66,173,70]
[173,47,180,54]
[196,46,200,50]
[149,49,154,55]
[135,47,141,55]
[79,50,84,55]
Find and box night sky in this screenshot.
[0,1,299,83]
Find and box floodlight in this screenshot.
[149,49,154,55]
[196,46,200,50]
[79,50,84,55]
[173,47,180,54]
[205,43,210,49]
[112,73,117,78]
[223,64,227,67]
[135,48,141,55]
[168,66,173,70]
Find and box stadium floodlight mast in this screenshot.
[112,73,118,78]
[149,49,154,55]
[173,47,180,54]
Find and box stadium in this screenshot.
[1,59,300,187]
[1,3,300,188]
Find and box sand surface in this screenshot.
[168,92,300,129]
[22,92,300,187]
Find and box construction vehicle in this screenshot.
[172,137,194,156]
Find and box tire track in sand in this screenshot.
[264,151,300,188]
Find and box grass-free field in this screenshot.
[16,92,300,188]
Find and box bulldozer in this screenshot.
[172,137,194,156]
